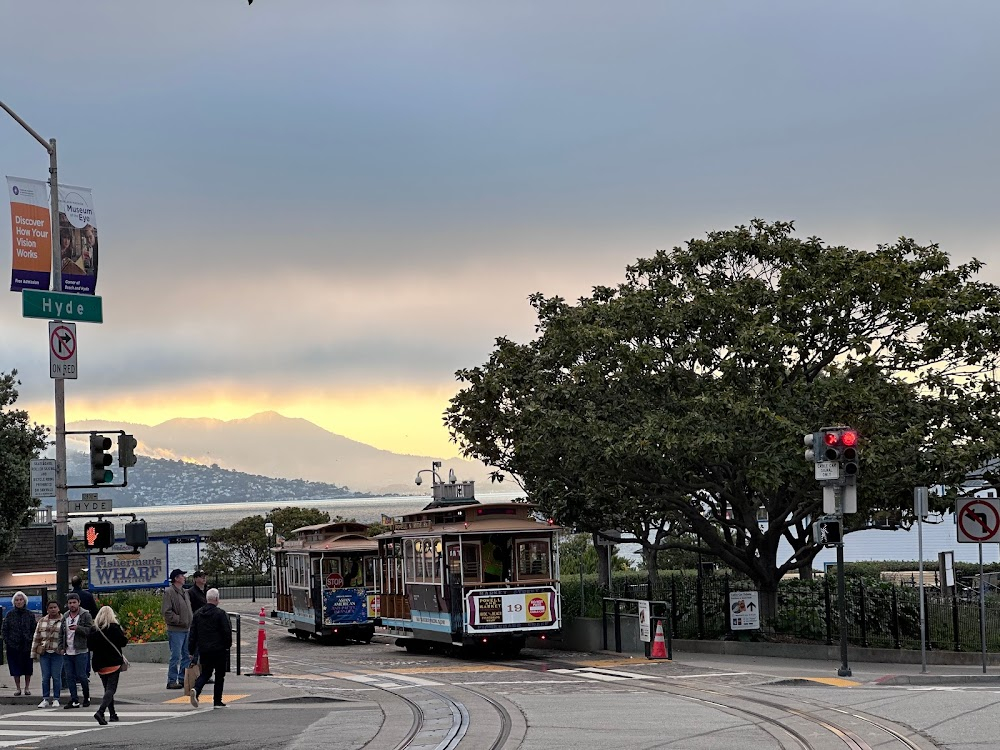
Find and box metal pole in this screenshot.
[579,544,585,617]
[980,542,987,674]
[916,487,927,673]
[0,102,68,607]
[836,486,851,677]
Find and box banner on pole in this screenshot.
[7,176,52,292]
[57,184,98,295]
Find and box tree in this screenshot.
[445,220,1000,616]
[0,371,48,561]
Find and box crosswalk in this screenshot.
[0,708,187,747]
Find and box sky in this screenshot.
[3,2,1000,459]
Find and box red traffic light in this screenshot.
[841,430,858,447]
[824,432,839,446]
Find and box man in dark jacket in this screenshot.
[188,588,232,709]
[70,576,99,619]
[187,571,208,613]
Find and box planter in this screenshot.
[125,640,170,663]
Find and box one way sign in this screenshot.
[49,321,78,380]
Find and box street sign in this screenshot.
[49,321,77,379]
[815,461,840,480]
[957,497,1000,543]
[326,572,344,589]
[729,590,760,631]
[30,459,56,498]
[638,600,651,642]
[23,289,103,323]
[69,497,113,513]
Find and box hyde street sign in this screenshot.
[23,289,103,323]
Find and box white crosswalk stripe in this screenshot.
[0,708,188,747]
[325,671,442,689]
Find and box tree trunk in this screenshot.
[798,564,814,580]
[643,545,660,598]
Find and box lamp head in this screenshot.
[414,475,422,486]
[448,468,457,484]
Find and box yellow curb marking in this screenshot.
[384,665,517,674]
[164,693,250,704]
[799,677,859,687]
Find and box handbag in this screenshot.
[97,626,129,671]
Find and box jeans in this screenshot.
[63,652,90,703]
[167,630,190,684]
[193,649,227,706]
[97,669,120,717]
[39,652,64,700]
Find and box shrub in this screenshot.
[99,590,167,644]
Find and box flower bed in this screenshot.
[98,590,167,643]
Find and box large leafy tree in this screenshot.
[0,371,48,560]
[445,221,1000,614]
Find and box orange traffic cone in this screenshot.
[650,620,668,659]
[251,606,271,676]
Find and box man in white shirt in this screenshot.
[63,593,94,709]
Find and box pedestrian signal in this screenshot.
[124,519,148,552]
[84,521,114,551]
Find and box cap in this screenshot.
[169,569,187,581]
[192,570,206,579]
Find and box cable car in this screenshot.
[272,521,380,642]
[377,465,561,657]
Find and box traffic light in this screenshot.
[813,517,842,547]
[803,432,820,462]
[820,427,860,476]
[118,433,138,468]
[89,434,113,484]
[124,519,148,552]
[84,520,114,551]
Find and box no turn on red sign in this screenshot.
[48,321,77,379]
[957,497,1000,543]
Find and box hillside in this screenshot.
[64,411,495,494]
[61,450,369,507]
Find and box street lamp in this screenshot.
[414,461,444,487]
[264,522,274,572]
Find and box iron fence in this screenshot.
[598,572,1000,652]
[204,572,273,603]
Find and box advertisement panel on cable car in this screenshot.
[324,587,368,625]
[466,586,558,632]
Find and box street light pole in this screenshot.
[0,101,69,606]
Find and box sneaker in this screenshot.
[190,691,199,708]
[166,682,184,689]
[213,702,227,709]
[24,690,30,696]
[109,714,119,722]
[51,700,60,708]
[94,712,107,726]
[37,699,50,708]
[82,699,90,707]
[64,701,81,709]
[13,690,21,697]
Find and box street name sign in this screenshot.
[30,459,56,498]
[49,321,77,379]
[69,498,113,513]
[957,497,1000,543]
[729,590,760,631]
[23,289,103,323]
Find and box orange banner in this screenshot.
[8,177,52,291]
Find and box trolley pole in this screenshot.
[0,101,68,607]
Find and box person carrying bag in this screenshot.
[88,606,128,726]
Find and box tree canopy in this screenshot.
[445,221,1000,597]
[0,371,48,561]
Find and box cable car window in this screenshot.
[405,539,416,582]
[447,543,462,578]
[364,557,377,589]
[516,540,551,579]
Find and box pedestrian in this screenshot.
[30,600,66,708]
[70,575,100,619]
[62,593,93,709]
[188,570,208,612]
[161,568,192,689]
[89,605,127,725]
[188,588,232,709]
[2,591,37,696]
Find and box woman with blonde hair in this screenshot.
[88,606,127,725]
[2,591,36,696]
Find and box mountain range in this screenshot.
[64,411,495,495]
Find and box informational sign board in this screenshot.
[366,593,381,619]
[815,461,839,480]
[638,600,651,642]
[323,587,367,625]
[30,458,56,498]
[49,321,77,379]
[957,497,1000,543]
[729,590,760,631]
[88,538,169,591]
[466,586,559,633]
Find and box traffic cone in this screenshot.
[650,620,668,659]
[252,606,271,676]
